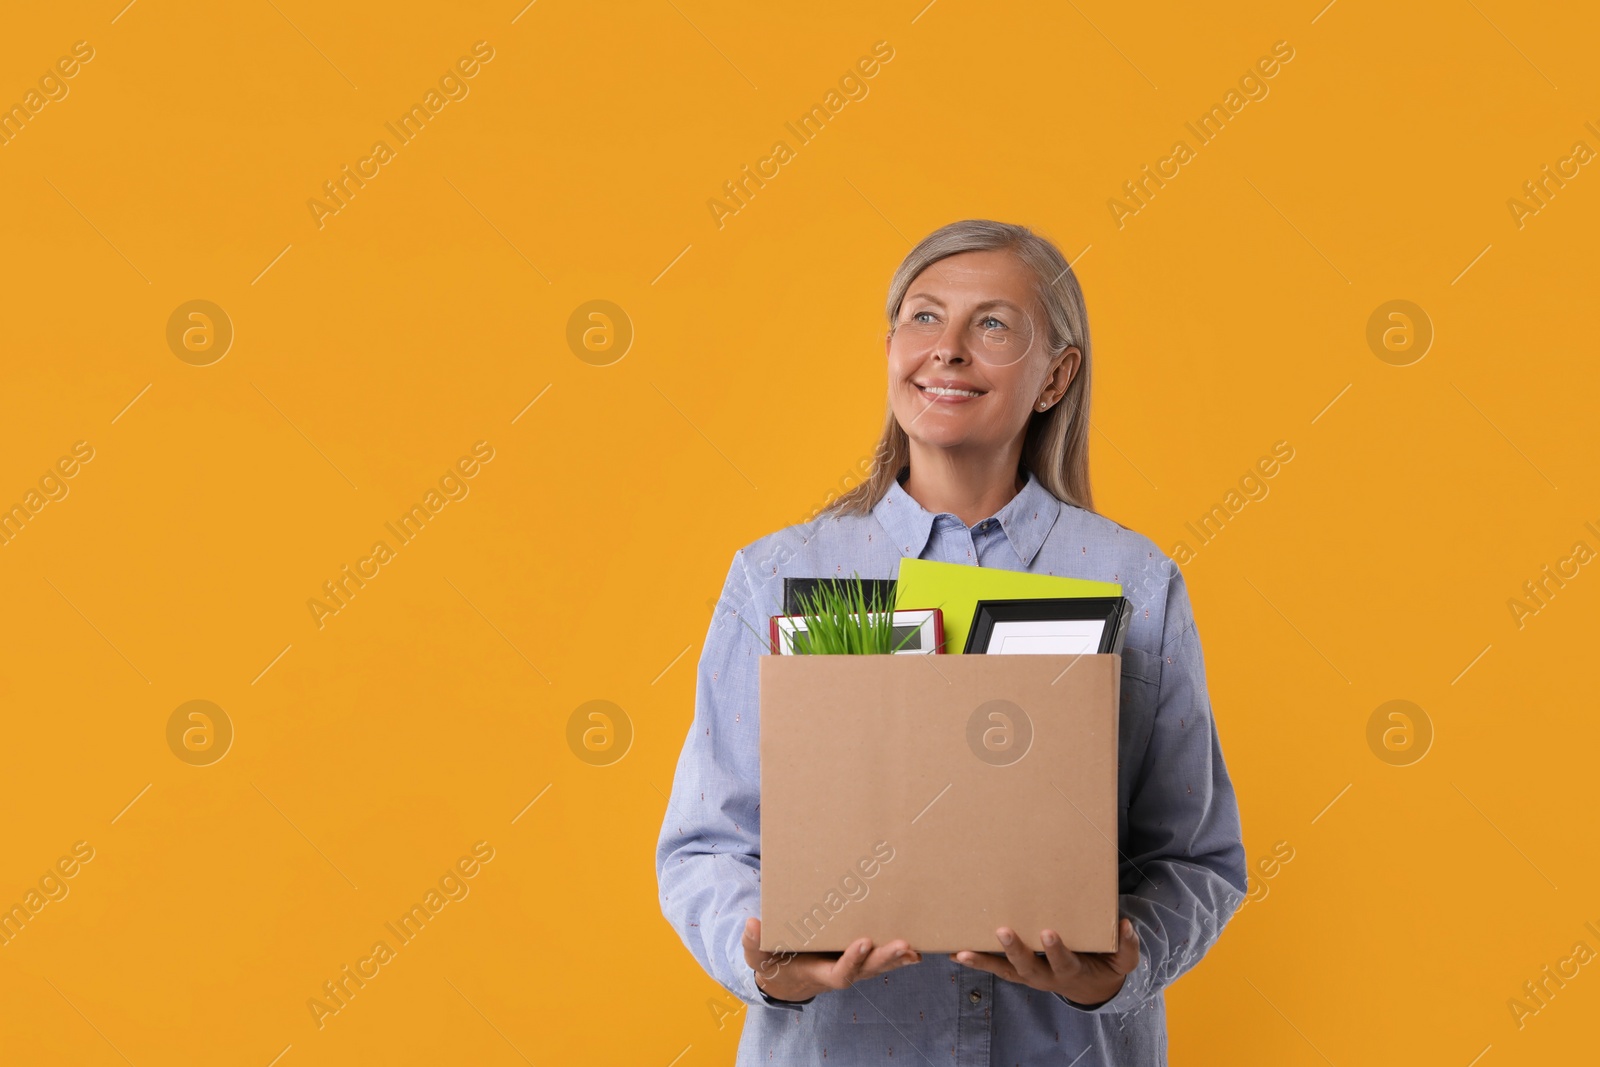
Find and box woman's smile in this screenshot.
[915,378,989,403]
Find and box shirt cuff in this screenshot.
[1052,944,1151,1015]
[758,985,814,1011]
[746,964,813,1011]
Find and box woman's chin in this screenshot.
[905,431,994,454]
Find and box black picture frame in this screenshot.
[963,597,1131,655]
[783,577,896,617]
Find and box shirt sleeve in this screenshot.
[655,548,808,1012]
[1055,566,1248,1015]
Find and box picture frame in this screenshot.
[783,576,896,616]
[963,597,1130,656]
[770,608,944,655]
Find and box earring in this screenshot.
[1037,398,1051,410]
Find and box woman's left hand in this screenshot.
[948,918,1140,1007]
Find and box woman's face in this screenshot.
[885,248,1078,459]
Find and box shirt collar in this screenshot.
[872,467,1062,567]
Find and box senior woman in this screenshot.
[656,219,1246,1066]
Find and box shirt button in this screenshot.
[968,989,982,1003]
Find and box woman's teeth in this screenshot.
[921,386,983,397]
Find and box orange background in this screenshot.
[1,1,1597,1063]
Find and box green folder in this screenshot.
[893,558,1121,655]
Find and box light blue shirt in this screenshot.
[656,468,1247,1066]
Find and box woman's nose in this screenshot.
[933,326,969,363]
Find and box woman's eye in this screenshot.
[981,316,1007,330]
[911,311,936,324]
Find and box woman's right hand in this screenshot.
[742,917,922,1003]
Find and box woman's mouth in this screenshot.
[916,383,986,403]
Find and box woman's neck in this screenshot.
[901,442,1026,528]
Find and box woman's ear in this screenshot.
[1051,346,1082,396]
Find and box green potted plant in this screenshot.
[765,573,924,655]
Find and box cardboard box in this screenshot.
[759,653,1120,955]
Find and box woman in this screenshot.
[656,219,1246,1065]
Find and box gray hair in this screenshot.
[824,219,1094,517]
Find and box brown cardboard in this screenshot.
[759,653,1120,955]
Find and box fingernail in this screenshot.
[1042,931,1059,947]
[859,941,871,956]
[998,930,1014,946]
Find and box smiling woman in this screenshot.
[657,219,1247,1067]
[828,223,1094,525]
